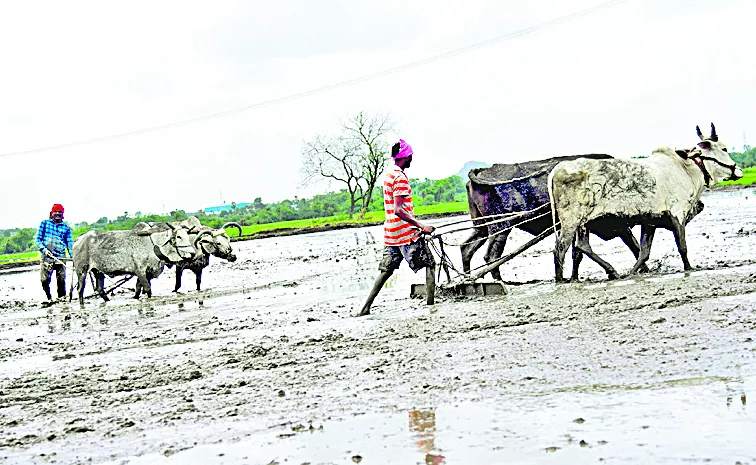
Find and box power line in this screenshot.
[0,0,632,159]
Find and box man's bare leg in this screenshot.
[425,265,435,305]
[359,270,394,316]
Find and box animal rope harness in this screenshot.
[679,148,738,187]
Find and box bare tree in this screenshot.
[301,134,365,217]
[301,112,395,218]
[343,112,394,213]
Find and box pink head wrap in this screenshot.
[394,139,413,159]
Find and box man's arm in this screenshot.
[34,220,47,251]
[65,226,74,258]
[394,195,433,233]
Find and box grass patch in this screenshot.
[0,202,472,261]
[236,201,469,236]
[415,201,469,215]
[0,251,39,265]
[717,167,756,186]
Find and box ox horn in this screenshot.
[194,229,213,245]
[220,222,243,237]
[165,222,176,230]
[710,123,718,142]
[696,125,704,141]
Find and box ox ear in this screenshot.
[710,123,718,142]
[698,141,712,151]
[151,230,197,262]
[696,125,704,141]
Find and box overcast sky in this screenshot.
[1,0,754,229]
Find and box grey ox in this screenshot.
[151,217,241,292]
[548,123,743,282]
[73,224,199,306]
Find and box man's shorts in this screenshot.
[40,259,65,282]
[379,238,435,273]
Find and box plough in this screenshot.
[410,207,558,298]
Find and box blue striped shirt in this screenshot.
[34,219,74,259]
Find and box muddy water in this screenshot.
[1,189,756,464]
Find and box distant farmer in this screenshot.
[34,204,73,301]
[359,139,436,316]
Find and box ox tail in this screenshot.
[466,181,484,229]
[547,168,559,240]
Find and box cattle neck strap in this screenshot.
[691,157,712,187]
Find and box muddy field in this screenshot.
[1,189,756,464]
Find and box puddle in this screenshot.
[104,376,753,465]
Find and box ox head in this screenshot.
[151,225,198,263]
[194,222,241,262]
[689,123,743,185]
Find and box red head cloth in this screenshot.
[50,204,64,218]
[394,139,413,159]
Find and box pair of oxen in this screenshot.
[71,217,241,306]
[461,124,743,282]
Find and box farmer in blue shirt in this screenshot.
[34,204,74,300]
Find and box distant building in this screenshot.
[204,202,250,214]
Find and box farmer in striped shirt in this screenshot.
[359,139,435,316]
[34,204,74,301]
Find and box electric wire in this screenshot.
[0,0,632,159]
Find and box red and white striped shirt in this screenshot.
[383,164,418,246]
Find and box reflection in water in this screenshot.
[409,409,446,465]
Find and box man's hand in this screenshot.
[419,224,435,234]
[43,249,54,258]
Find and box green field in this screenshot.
[0,251,39,265]
[717,167,756,186]
[235,201,469,236]
[0,202,471,265]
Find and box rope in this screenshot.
[422,206,559,282]
[438,208,554,248]
[431,207,547,234]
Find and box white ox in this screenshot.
[547,123,743,282]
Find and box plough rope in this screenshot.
[431,204,552,239]
[438,209,555,248]
[431,207,546,231]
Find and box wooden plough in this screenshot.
[411,208,557,298]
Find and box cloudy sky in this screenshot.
[1,0,754,229]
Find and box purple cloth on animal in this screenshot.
[395,139,413,159]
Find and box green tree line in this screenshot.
[0,175,467,255]
[730,146,756,168]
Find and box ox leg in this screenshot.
[554,226,576,283]
[629,225,656,274]
[573,228,620,280]
[77,271,87,307]
[93,271,109,302]
[134,273,151,299]
[571,231,585,281]
[618,228,650,273]
[460,225,489,275]
[173,265,184,292]
[194,268,203,291]
[483,230,510,281]
[670,219,693,271]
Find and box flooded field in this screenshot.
[1,189,756,464]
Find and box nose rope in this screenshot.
[691,154,739,185]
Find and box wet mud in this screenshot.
[1,189,756,464]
